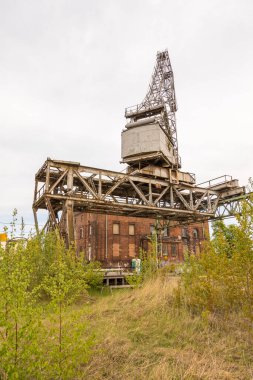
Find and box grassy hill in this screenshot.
[82,275,253,380]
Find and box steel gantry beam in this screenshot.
[213,193,253,220]
[33,159,245,246]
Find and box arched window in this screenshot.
[182,228,188,238]
[163,226,168,237]
[193,228,199,239]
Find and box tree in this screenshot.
[177,187,253,319]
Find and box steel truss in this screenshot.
[125,50,180,168]
[214,193,253,219]
[33,159,244,246]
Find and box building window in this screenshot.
[182,228,188,238]
[80,227,84,239]
[113,243,120,256]
[89,224,92,236]
[113,223,120,235]
[193,228,199,239]
[171,244,178,257]
[87,245,92,261]
[128,243,135,257]
[163,244,168,256]
[163,226,168,237]
[150,224,155,234]
[129,224,135,236]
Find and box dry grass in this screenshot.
[80,275,253,380]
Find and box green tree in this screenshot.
[0,239,42,378]
[40,237,93,378]
[177,190,253,319]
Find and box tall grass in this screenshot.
[83,197,253,379]
[83,274,253,379]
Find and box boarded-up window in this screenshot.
[171,244,178,257]
[163,227,168,237]
[129,224,135,236]
[113,223,120,235]
[113,243,120,256]
[129,243,135,257]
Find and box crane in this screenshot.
[123,50,181,170]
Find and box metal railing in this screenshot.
[36,183,45,200]
[197,175,233,188]
[125,103,163,118]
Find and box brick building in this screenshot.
[74,213,209,267]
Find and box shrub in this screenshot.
[0,213,99,378]
[176,194,253,320]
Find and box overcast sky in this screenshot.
[0,0,252,233]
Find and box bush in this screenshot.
[176,195,253,320]
[0,215,100,378]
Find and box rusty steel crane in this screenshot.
[123,50,180,170]
[33,50,247,247]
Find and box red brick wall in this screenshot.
[74,212,209,267]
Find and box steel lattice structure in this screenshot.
[214,193,253,219]
[125,50,180,168]
[33,159,245,246]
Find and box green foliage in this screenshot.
[176,193,253,320]
[158,262,183,278]
[38,239,92,377]
[82,261,104,289]
[41,239,88,305]
[0,237,42,378]
[24,232,103,296]
[0,212,102,378]
[38,309,94,379]
[127,236,158,286]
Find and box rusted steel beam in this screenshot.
[33,159,246,242]
[35,160,219,194]
[213,193,253,219]
[36,193,214,217]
